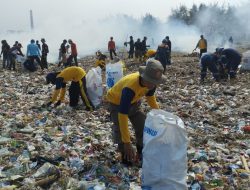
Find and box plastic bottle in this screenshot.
[237,120,246,131]
[22,149,30,161]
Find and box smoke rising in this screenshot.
[0,0,249,63]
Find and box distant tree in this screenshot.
[168,3,246,41]
[169,5,189,24]
[189,4,198,25]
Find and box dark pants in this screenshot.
[200,48,207,58]
[41,54,48,69]
[69,79,93,110]
[2,53,8,69]
[67,55,78,66]
[109,49,117,60]
[228,59,241,79]
[200,62,219,81]
[109,102,145,155]
[128,49,134,58]
[29,56,42,69]
[8,53,16,70]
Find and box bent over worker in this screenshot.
[106,59,165,165]
[200,52,220,83]
[46,66,94,110]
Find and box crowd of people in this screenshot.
[194,35,242,83]
[0,34,244,166]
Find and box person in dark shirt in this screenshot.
[216,48,241,79]
[126,36,134,59]
[141,36,150,56]
[8,43,24,70]
[0,40,10,69]
[41,38,49,69]
[36,40,41,50]
[165,36,172,63]
[58,39,67,67]
[155,39,170,73]
[200,53,220,83]
[134,38,142,62]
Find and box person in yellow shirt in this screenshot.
[45,66,94,110]
[195,35,207,58]
[106,59,165,165]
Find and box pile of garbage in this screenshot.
[0,50,249,189]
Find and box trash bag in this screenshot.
[86,67,103,108]
[240,50,250,71]
[141,109,188,190]
[23,59,37,72]
[106,61,123,89]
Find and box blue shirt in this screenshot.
[27,42,40,56]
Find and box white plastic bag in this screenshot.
[142,109,188,190]
[86,67,103,107]
[105,61,123,89]
[240,50,250,71]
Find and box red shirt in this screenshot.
[71,42,77,55]
[108,40,115,50]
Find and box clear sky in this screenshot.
[0,0,248,30]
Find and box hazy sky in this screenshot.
[0,0,248,60]
[0,0,247,30]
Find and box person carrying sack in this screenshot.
[106,59,165,165]
[45,66,94,110]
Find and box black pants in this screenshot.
[69,78,94,110]
[8,53,16,70]
[109,49,117,60]
[200,61,219,81]
[2,53,8,69]
[41,54,48,69]
[200,49,207,58]
[128,49,134,58]
[29,56,42,69]
[67,55,78,66]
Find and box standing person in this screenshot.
[46,66,94,110]
[41,38,49,69]
[58,39,67,67]
[200,52,220,83]
[165,36,172,63]
[141,36,149,56]
[195,35,207,58]
[228,36,233,47]
[67,39,78,66]
[155,39,170,73]
[36,40,41,50]
[0,40,10,69]
[134,38,142,62]
[108,37,117,60]
[127,36,134,59]
[26,39,42,70]
[8,43,24,70]
[106,59,165,165]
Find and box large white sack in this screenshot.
[105,61,123,89]
[86,67,103,108]
[142,109,188,190]
[240,50,250,71]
